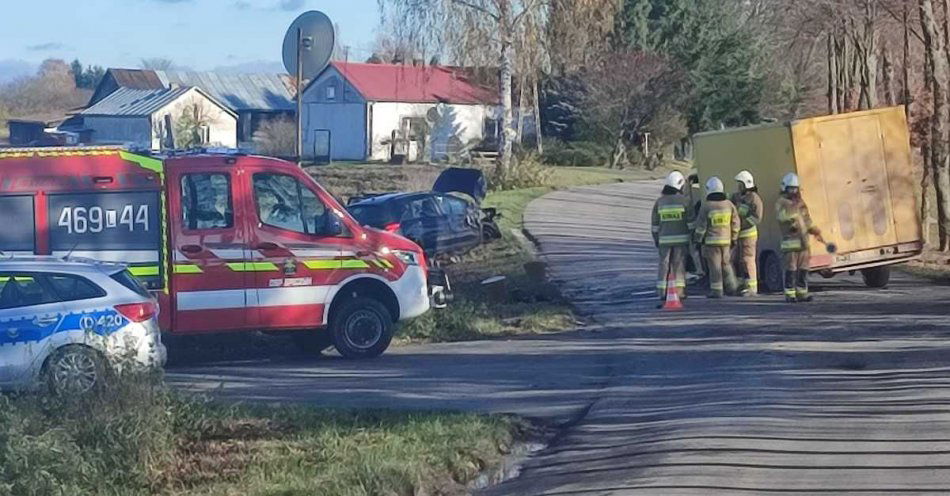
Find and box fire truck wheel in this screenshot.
[331,298,394,359]
[292,331,334,355]
[44,345,108,396]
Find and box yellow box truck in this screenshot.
[693,106,923,292]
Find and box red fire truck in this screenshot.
[0,147,446,358]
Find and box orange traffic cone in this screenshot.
[662,273,684,311]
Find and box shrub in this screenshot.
[253,117,296,157]
[541,140,611,167]
[490,154,553,191]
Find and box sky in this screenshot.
[0,0,381,81]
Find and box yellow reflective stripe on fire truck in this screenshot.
[301,259,377,270]
[226,262,280,272]
[173,264,203,274]
[128,266,160,277]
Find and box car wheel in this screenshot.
[761,252,784,294]
[331,297,393,359]
[292,330,333,355]
[45,345,107,396]
[862,266,891,288]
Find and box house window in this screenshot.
[326,85,336,101]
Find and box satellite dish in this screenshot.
[426,107,440,123]
[282,10,335,81]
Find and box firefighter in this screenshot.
[694,176,740,298]
[731,170,764,296]
[776,173,825,303]
[651,171,695,305]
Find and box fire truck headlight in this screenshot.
[392,250,419,266]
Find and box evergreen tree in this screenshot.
[619,0,765,133]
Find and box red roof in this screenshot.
[330,62,498,105]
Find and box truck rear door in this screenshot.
[168,167,251,333]
[814,115,899,253]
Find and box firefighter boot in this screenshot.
[796,270,813,302]
[783,270,797,303]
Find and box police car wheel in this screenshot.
[331,298,393,359]
[45,345,107,396]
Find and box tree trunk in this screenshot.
[515,73,526,145]
[904,0,912,114]
[882,45,895,106]
[496,0,515,178]
[611,135,627,170]
[828,32,840,114]
[532,76,543,154]
[920,0,950,250]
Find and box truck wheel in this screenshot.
[292,331,333,355]
[45,345,108,396]
[862,266,891,288]
[761,252,784,294]
[331,297,393,359]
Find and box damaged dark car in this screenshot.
[346,168,502,259]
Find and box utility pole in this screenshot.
[296,27,304,166]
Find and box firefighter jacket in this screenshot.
[651,190,695,246]
[730,190,764,240]
[776,194,819,252]
[694,194,740,247]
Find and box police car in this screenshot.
[0,256,166,394]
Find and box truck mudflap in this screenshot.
[812,241,924,273]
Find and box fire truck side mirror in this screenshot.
[321,215,344,237]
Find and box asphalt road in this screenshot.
[169,180,950,495]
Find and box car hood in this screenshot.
[432,167,487,203]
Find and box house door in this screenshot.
[313,130,331,164]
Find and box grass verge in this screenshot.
[1,377,526,496]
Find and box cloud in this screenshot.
[233,0,251,9]
[26,42,65,51]
[278,0,306,11]
[148,0,193,3]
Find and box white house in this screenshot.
[301,62,500,162]
[80,86,238,150]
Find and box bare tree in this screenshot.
[140,58,176,71]
[919,0,950,250]
[253,117,297,157]
[576,52,684,169]
[379,0,547,177]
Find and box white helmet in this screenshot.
[735,170,755,189]
[665,171,686,190]
[705,176,725,195]
[781,173,801,191]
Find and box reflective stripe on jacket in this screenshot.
[694,198,740,247]
[651,192,695,246]
[776,194,817,252]
[731,191,763,239]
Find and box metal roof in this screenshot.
[157,71,295,112]
[80,86,196,116]
[109,69,166,90]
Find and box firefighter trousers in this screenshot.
[783,249,810,300]
[735,237,758,294]
[702,245,737,297]
[657,244,687,299]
